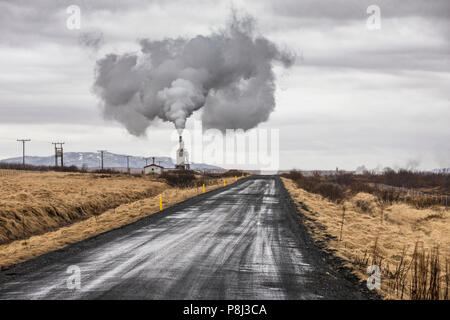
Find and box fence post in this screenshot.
[339,205,346,241]
[22,212,25,239]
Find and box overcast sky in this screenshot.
[0,0,449,170]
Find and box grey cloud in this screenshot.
[0,0,219,46]
[0,0,150,46]
[0,105,101,125]
[0,0,448,170]
[303,50,450,73]
[272,0,450,20]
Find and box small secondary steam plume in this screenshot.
[93,12,294,135]
[79,31,104,51]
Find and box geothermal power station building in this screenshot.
[144,135,189,174]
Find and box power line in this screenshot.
[52,142,65,167]
[125,155,131,174]
[143,157,151,166]
[17,139,31,166]
[98,150,107,170]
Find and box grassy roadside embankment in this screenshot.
[0,170,167,244]
[282,175,449,300]
[0,170,241,268]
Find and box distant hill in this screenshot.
[431,168,450,174]
[0,152,222,170]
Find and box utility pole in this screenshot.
[125,155,131,174]
[17,139,31,167]
[98,150,107,170]
[52,142,65,166]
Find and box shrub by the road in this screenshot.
[282,170,344,202]
[220,169,247,177]
[312,182,345,203]
[161,170,197,188]
[0,162,81,172]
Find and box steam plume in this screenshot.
[93,13,294,135]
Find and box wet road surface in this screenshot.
[0,176,371,299]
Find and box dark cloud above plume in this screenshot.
[93,12,295,135]
[273,0,450,20]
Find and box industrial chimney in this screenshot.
[175,135,190,170]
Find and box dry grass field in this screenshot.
[0,170,167,244]
[0,170,237,268]
[282,177,449,300]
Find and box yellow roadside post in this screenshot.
[203,184,205,193]
[159,194,163,211]
[224,179,226,187]
[235,176,237,182]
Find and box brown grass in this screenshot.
[282,177,449,300]
[0,174,238,268]
[0,170,168,244]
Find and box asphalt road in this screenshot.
[0,176,374,299]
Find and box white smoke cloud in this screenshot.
[93,12,295,135]
[157,79,206,132]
